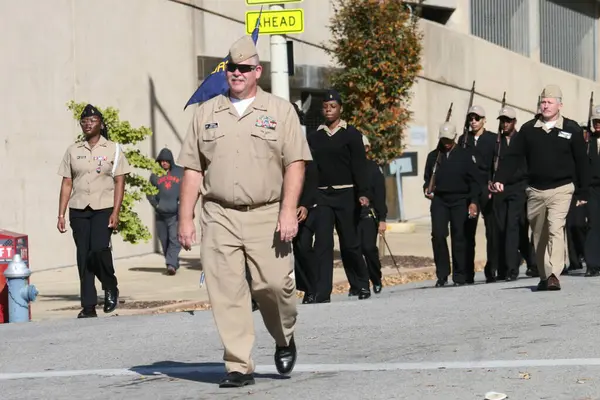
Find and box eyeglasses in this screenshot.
[468,115,482,122]
[80,117,101,125]
[226,63,258,73]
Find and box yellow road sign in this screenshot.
[245,9,304,35]
[246,0,303,5]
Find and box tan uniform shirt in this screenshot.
[177,87,312,206]
[57,136,132,210]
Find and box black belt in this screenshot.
[210,200,275,212]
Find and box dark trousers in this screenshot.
[314,188,370,299]
[430,195,468,283]
[357,215,383,285]
[465,196,495,281]
[519,214,536,270]
[69,207,118,309]
[156,213,181,269]
[567,197,588,269]
[492,188,527,279]
[293,208,318,294]
[584,187,600,269]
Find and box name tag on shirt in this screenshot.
[204,122,219,129]
[558,131,572,139]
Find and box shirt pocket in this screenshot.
[201,129,226,161]
[250,128,279,158]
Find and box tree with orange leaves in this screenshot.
[326,0,423,165]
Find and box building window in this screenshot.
[470,0,530,56]
[539,0,597,81]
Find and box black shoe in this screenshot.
[453,282,466,287]
[505,275,518,282]
[560,267,569,276]
[251,299,259,312]
[103,288,119,313]
[585,268,600,277]
[373,284,382,294]
[466,279,475,285]
[302,293,316,304]
[348,288,360,297]
[218,372,255,388]
[435,279,447,287]
[485,277,497,283]
[526,267,540,277]
[536,279,548,291]
[77,308,97,319]
[274,336,297,376]
[358,288,371,300]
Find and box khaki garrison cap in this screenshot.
[591,105,600,120]
[229,36,257,64]
[498,106,516,120]
[362,135,371,147]
[468,105,485,117]
[439,122,457,139]
[540,84,563,99]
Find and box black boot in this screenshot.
[103,288,119,313]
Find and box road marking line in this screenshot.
[3,359,600,381]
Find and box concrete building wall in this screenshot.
[1,0,600,270]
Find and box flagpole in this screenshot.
[269,3,290,101]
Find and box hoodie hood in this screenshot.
[156,148,175,165]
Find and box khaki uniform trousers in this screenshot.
[526,183,574,280]
[200,200,297,374]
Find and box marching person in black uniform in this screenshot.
[582,106,600,277]
[424,122,480,287]
[358,135,387,294]
[308,89,371,301]
[458,105,498,283]
[489,106,530,281]
[56,104,131,318]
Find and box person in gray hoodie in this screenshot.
[147,148,184,275]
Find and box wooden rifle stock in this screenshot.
[493,92,507,177]
[462,81,476,148]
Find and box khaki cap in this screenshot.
[540,84,562,99]
[362,135,371,147]
[439,122,457,140]
[468,105,485,117]
[591,105,600,120]
[228,36,257,64]
[497,106,516,120]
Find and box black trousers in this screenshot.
[430,195,468,283]
[357,215,383,285]
[466,195,495,281]
[584,187,600,269]
[519,210,536,270]
[492,188,527,279]
[313,188,370,299]
[567,197,588,269]
[70,207,118,309]
[293,208,318,294]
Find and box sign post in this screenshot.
[245,0,304,102]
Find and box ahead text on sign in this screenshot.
[245,9,305,35]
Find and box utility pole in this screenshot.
[269,3,290,100]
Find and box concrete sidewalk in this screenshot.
[28,219,488,321]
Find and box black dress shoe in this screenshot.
[77,308,97,319]
[585,267,600,277]
[274,336,297,376]
[373,283,382,294]
[485,277,497,283]
[505,275,518,282]
[435,279,447,287]
[453,282,465,287]
[218,372,255,388]
[358,288,371,300]
[536,279,548,291]
[348,288,360,297]
[103,288,119,313]
[302,293,316,304]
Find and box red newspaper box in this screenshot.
[0,230,29,323]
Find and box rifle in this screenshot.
[426,102,453,195]
[461,81,476,148]
[586,91,594,154]
[534,95,542,120]
[492,92,507,177]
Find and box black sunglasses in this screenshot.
[468,115,482,122]
[226,63,258,73]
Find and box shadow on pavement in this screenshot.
[130,361,288,385]
[129,267,169,274]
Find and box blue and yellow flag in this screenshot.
[184,10,262,109]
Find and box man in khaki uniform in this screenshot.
[57,104,131,318]
[177,35,312,388]
[493,85,590,291]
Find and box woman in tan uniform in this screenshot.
[56,104,131,318]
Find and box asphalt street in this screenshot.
[2,271,600,399]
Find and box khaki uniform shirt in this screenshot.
[57,136,132,210]
[177,87,312,206]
